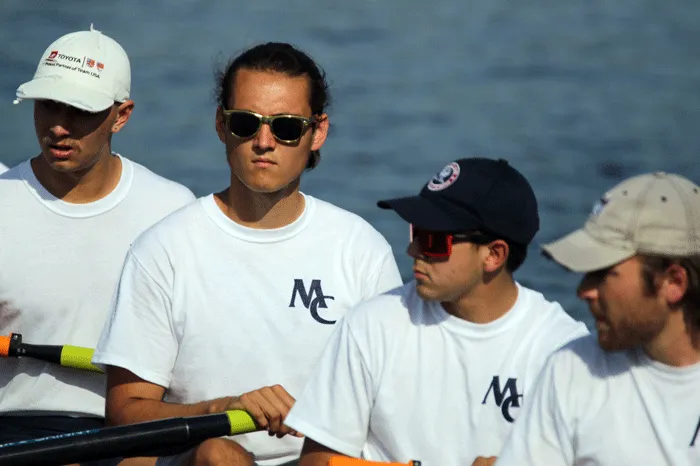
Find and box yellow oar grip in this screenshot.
[226,410,257,435]
[60,345,103,373]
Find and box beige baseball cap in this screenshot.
[542,172,700,273]
[13,24,130,113]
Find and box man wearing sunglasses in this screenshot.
[285,157,589,466]
[92,43,402,465]
[496,172,700,465]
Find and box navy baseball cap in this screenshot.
[377,157,540,245]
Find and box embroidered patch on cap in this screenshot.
[427,162,460,191]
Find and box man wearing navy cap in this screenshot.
[285,157,589,466]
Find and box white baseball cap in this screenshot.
[14,24,130,113]
[543,172,700,273]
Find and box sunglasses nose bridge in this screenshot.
[258,115,274,128]
[259,115,290,143]
[252,118,277,147]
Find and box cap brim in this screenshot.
[377,195,483,232]
[541,228,635,273]
[15,76,114,113]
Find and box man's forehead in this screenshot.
[36,98,114,114]
[229,69,312,114]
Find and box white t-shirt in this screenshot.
[0,162,8,174]
[0,155,195,418]
[496,335,700,466]
[284,281,589,466]
[92,193,402,465]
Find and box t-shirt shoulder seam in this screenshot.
[548,353,574,439]
[132,164,194,197]
[128,250,172,300]
[542,321,590,353]
[346,320,371,370]
[312,198,376,229]
[364,247,395,292]
[345,315,379,400]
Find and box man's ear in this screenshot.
[662,263,688,306]
[483,239,509,273]
[310,114,329,152]
[111,100,135,133]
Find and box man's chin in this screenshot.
[239,174,297,195]
[47,160,82,174]
[41,154,91,175]
[596,333,632,352]
[414,281,430,298]
[415,281,444,302]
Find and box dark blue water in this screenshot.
[3,0,700,329]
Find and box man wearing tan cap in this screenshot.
[496,172,700,465]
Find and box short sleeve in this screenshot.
[92,247,178,388]
[285,315,377,457]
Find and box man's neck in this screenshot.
[31,150,122,204]
[441,274,519,324]
[214,176,305,229]
[644,310,700,367]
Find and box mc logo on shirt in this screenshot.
[289,279,336,324]
[482,376,523,423]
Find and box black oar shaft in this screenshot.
[0,412,246,465]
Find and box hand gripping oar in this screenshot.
[0,409,258,465]
[329,458,421,466]
[0,333,102,372]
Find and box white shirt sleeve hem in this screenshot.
[91,352,171,388]
[285,415,363,458]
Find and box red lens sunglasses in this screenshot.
[410,224,493,258]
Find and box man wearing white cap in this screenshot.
[496,172,700,465]
[0,25,195,443]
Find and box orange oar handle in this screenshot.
[329,457,421,466]
[0,335,10,357]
